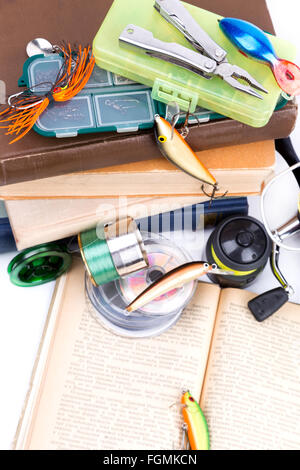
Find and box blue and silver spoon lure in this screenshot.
[219,18,300,96]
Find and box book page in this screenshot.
[200,288,300,450]
[18,260,220,450]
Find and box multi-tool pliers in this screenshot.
[119,0,268,99]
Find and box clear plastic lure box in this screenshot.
[93,0,297,128]
[18,55,158,137]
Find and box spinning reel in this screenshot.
[248,138,300,321]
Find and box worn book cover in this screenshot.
[6,196,205,249]
[0,141,275,199]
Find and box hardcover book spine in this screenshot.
[0,218,16,253]
[0,103,297,187]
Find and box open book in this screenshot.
[14,259,300,450]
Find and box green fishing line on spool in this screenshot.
[79,225,119,286]
[79,217,149,287]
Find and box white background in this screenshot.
[0,0,300,450]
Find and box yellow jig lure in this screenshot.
[154,115,219,195]
[181,390,210,451]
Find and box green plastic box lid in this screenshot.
[93,0,297,127]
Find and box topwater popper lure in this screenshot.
[181,390,210,450]
[0,41,95,143]
[219,18,300,97]
[154,115,222,200]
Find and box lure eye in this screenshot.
[189,396,195,402]
[158,135,167,143]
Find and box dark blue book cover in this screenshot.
[0,202,17,253]
[138,197,249,233]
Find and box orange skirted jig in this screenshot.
[0,43,95,143]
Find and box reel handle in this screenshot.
[248,287,289,322]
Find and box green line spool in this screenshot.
[78,217,149,286]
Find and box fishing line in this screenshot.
[86,233,196,338]
[79,225,118,286]
[78,217,148,286]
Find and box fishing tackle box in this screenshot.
[93,0,297,127]
[19,55,158,137]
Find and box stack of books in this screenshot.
[2,141,275,249]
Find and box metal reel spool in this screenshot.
[7,243,72,287]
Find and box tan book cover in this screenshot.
[0,141,275,199]
[6,196,205,250]
[14,259,300,450]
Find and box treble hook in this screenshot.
[180,106,207,139]
[170,103,192,140]
[180,106,191,139]
[201,183,228,206]
[170,103,205,140]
